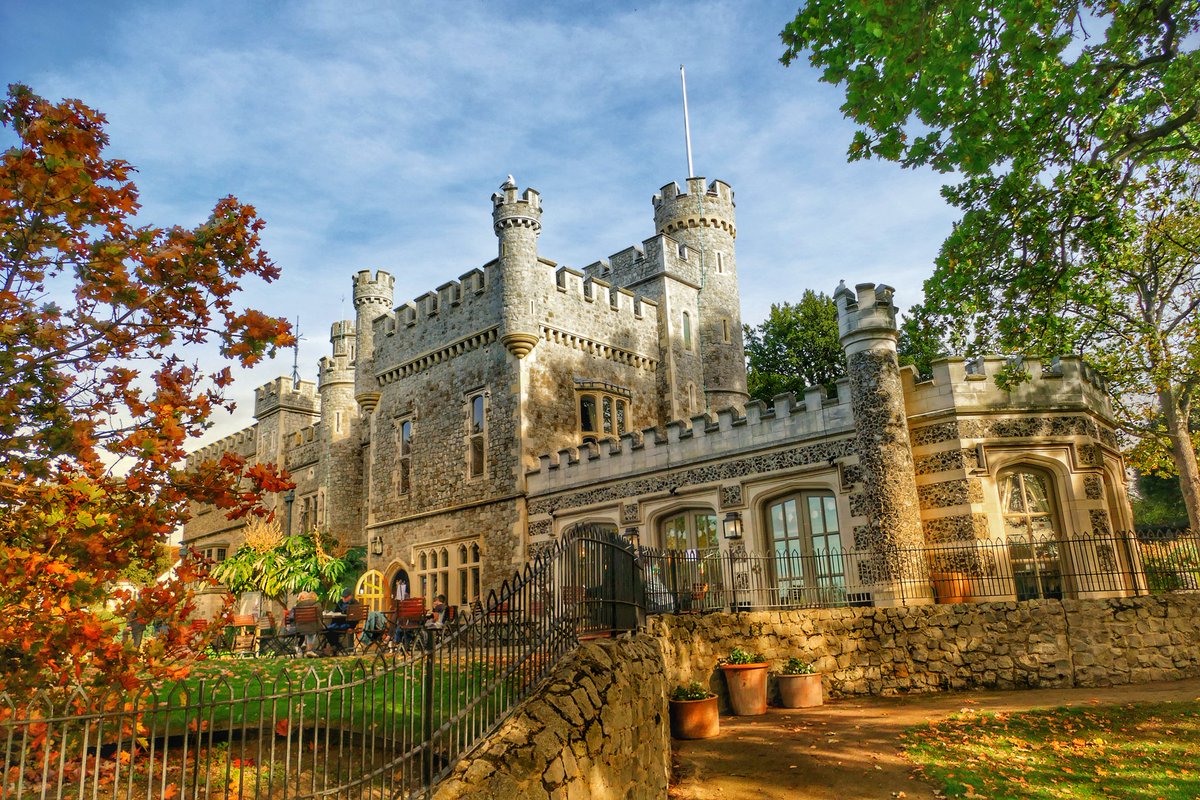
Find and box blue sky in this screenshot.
[2,0,958,445]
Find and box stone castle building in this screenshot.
[185,175,1138,613]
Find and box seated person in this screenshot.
[287,590,322,655]
[325,587,357,652]
[427,594,448,627]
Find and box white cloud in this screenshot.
[5,0,962,446]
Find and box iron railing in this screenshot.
[637,529,1200,612]
[0,525,642,800]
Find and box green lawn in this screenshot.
[137,655,514,734]
[903,701,1200,799]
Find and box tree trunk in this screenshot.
[1159,388,1200,532]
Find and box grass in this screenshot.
[135,653,517,734]
[903,701,1200,799]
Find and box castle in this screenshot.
[184,176,1137,614]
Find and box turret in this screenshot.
[352,270,394,413]
[834,281,926,574]
[318,320,357,442]
[492,176,543,358]
[652,177,747,411]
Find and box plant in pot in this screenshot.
[776,657,823,708]
[719,646,769,715]
[668,682,719,739]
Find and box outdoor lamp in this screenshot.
[722,511,743,540]
[624,526,641,549]
[370,534,384,556]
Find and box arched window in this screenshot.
[764,492,844,606]
[682,312,692,350]
[659,510,718,551]
[1000,469,1064,600]
[656,509,720,611]
[468,394,486,478]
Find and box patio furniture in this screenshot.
[230,614,258,657]
[392,597,426,648]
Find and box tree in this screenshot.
[0,85,293,694]
[743,291,845,404]
[781,2,1200,526]
[897,303,945,380]
[212,519,354,605]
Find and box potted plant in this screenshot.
[719,646,769,715]
[776,657,823,708]
[668,682,719,739]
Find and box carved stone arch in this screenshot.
[646,501,720,551]
[749,477,843,552]
[981,449,1078,538]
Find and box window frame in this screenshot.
[763,491,846,605]
[466,392,487,480]
[998,467,1066,601]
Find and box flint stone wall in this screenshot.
[434,634,669,800]
[649,593,1200,707]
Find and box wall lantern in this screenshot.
[624,526,641,550]
[722,511,743,540]
[370,534,384,557]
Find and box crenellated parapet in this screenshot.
[652,178,736,240]
[902,355,1114,419]
[491,178,542,234]
[254,376,319,418]
[526,381,854,492]
[186,425,258,468]
[352,270,395,309]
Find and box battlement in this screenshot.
[254,376,320,417]
[835,281,898,354]
[186,425,258,468]
[553,266,658,321]
[353,270,395,308]
[370,265,498,341]
[330,319,355,340]
[901,355,1114,418]
[318,352,354,384]
[652,177,736,240]
[491,177,542,234]
[526,380,854,492]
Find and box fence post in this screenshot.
[423,624,435,793]
[728,549,739,612]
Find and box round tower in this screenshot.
[834,281,926,586]
[492,176,543,358]
[352,270,394,412]
[319,320,357,441]
[652,177,748,411]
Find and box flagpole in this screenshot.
[680,64,695,179]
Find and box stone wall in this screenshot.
[649,594,1200,707]
[433,634,669,800]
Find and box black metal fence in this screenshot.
[0,525,641,800]
[637,529,1200,612]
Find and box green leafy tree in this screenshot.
[743,291,845,403]
[781,2,1200,528]
[897,303,945,380]
[212,520,353,604]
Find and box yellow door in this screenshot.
[355,569,385,612]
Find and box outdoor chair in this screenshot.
[256,613,293,657]
[392,597,426,648]
[230,614,258,657]
[288,604,324,656]
[327,602,366,656]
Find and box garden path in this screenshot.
[668,676,1200,799]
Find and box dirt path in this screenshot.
[668,677,1200,800]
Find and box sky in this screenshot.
[2,0,959,446]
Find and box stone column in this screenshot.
[835,281,928,602]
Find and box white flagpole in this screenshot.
[680,65,695,179]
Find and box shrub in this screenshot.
[782,657,815,675]
[671,682,713,701]
[722,646,764,665]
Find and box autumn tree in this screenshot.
[781,1,1200,526]
[0,85,293,694]
[743,290,845,403]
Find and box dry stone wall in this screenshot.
[433,634,669,800]
[649,594,1200,707]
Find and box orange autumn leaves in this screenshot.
[0,85,294,694]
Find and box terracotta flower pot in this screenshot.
[721,663,768,715]
[777,673,823,708]
[669,695,720,739]
[932,571,971,604]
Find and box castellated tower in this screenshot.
[492,176,543,359]
[835,282,926,584]
[352,270,395,412]
[652,177,748,412]
[318,320,362,544]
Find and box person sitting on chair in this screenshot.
[325,587,356,653]
[427,594,448,628]
[287,591,322,655]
